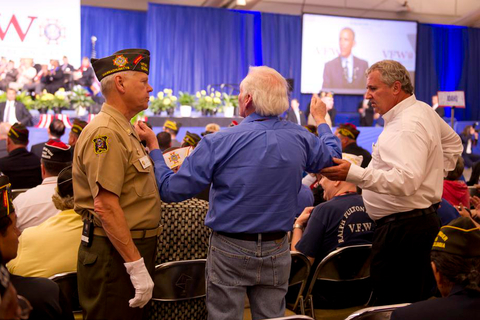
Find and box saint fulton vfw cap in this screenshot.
[42,141,72,163]
[91,48,150,82]
[432,217,480,258]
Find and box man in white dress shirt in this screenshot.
[14,140,72,231]
[321,60,463,305]
[0,88,33,126]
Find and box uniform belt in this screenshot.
[375,204,439,227]
[93,225,163,239]
[217,231,286,241]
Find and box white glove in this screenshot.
[124,258,154,308]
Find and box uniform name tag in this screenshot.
[139,155,151,169]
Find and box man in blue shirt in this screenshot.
[136,66,341,320]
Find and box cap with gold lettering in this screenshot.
[91,48,150,82]
[71,119,88,136]
[163,120,179,133]
[0,175,13,218]
[432,217,480,257]
[182,131,201,148]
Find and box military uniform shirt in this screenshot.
[73,103,161,230]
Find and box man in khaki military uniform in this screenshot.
[73,48,161,320]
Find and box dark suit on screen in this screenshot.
[323,56,368,91]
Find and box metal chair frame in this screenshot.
[49,271,82,314]
[287,252,311,315]
[344,303,411,320]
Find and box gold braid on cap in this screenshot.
[338,128,356,140]
[9,128,19,138]
[183,135,196,146]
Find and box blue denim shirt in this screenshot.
[149,112,341,233]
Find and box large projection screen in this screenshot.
[0,0,81,65]
[301,14,418,95]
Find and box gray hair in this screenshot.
[240,66,289,116]
[366,60,414,94]
[100,71,132,97]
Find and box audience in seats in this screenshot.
[0,123,42,189]
[60,56,74,73]
[292,154,374,265]
[201,123,220,136]
[335,123,371,168]
[442,157,470,208]
[0,122,10,158]
[0,88,33,126]
[14,141,72,231]
[73,57,95,89]
[391,217,480,320]
[163,120,181,147]
[40,59,64,94]
[0,60,18,91]
[181,131,201,148]
[68,118,87,153]
[8,166,82,278]
[0,174,74,320]
[460,125,480,168]
[31,119,66,158]
[25,64,48,95]
[157,131,172,151]
[9,58,37,92]
[285,98,307,126]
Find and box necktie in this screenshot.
[343,61,349,83]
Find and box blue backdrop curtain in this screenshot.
[81,6,147,60]
[146,4,259,94]
[80,4,480,121]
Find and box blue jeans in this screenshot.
[206,232,291,320]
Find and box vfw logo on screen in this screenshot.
[0,0,80,65]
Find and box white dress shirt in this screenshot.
[14,177,60,231]
[4,100,18,125]
[346,95,463,220]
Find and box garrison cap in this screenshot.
[71,119,88,136]
[182,131,201,147]
[42,141,72,163]
[0,175,13,218]
[337,123,360,140]
[163,120,179,133]
[91,48,150,82]
[432,217,480,258]
[8,123,28,145]
[57,165,73,198]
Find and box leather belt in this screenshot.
[217,231,286,241]
[93,225,163,239]
[375,204,439,227]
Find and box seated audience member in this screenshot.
[335,123,371,168]
[73,57,95,88]
[157,132,172,151]
[0,123,42,189]
[163,120,181,147]
[181,131,201,149]
[31,118,66,158]
[460,125,480,168]
[60,56,74,73]
[24,64,48,94]
[295,184,314,217]
[9,58,36,92]
[285,99,306,126]
[8,166,82,277]
[0,174,74,320]
[41,60,64,94]
[0,122,11,158]
[0,88,33,126]
[322,91,336,126]
[437,198,460,226]
[291,155,374,264]
[358,99,374,126]
[67,118,87,152]
[14,141,72,231]
[201,123,220,136]
[391,217,480,320]
[443,157,470,208]
[0,60,18,91]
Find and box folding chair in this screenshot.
[261,316,315,320]
[286,252,311,315]
[344,303,411,320]
[49,272,82,316]
[304,244,373,318]
[11,188,29,199]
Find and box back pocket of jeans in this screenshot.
[210,246,250,286]
[271,249,290,286]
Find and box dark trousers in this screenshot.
[370,212,441,305]
[77,235,157,320]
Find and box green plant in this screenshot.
[69,85,95,110]
[178,91,195,105]
[149,89,177,113]
[52,88,70,109]
[0,92,6,104]
[32,91,55,110]
[15,91,34,110]
[222,92,238,108]
[195,89,222,111]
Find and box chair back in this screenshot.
[285,252,310,313]
[49,272,81,313]
[344,303,411,320]
[306,244,372,309]
[11,189,29,199]
[153,259,206,302]
[261,316,315,320]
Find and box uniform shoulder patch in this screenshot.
[93,135,109,154]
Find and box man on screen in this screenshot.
[322,28,368,91]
